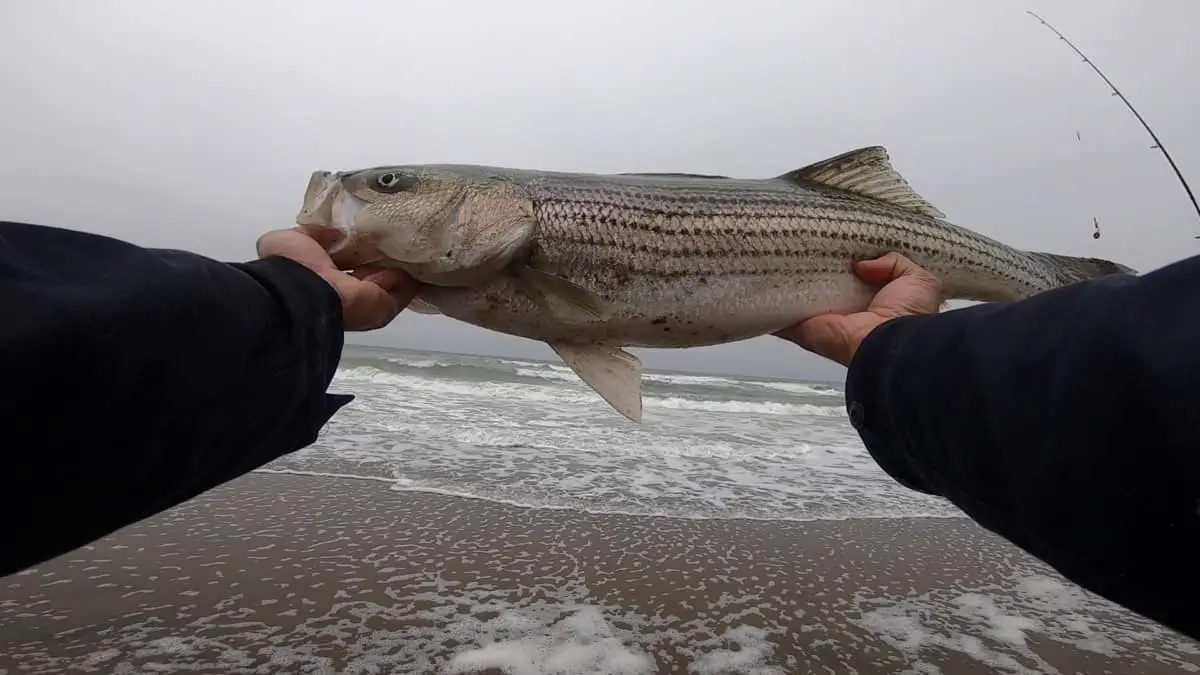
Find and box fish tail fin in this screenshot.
[1026,250,1138,285]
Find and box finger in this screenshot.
[328,238,386,270]
[354,269,422,307]
[854,253,931,286]
[775,315,853,364]
[256,229,297,259]
[387,275,421,308]
[256,229,336,271]
[344,282,415,331]
[292,224,345,251]
[350,266,412,293]
[865,264,945,320]
[349,265,388,281]
[363,269,420,302]
[290,225,386,270]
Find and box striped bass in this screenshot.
[296,146,1135,422]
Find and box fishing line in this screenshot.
[1027,10,1200,240]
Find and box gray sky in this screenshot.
[1,0,1196,381]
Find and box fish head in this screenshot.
[296,166,535,286]
[296,166,459,263]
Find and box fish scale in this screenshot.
[530,180,1001,253]
[298,145,1136,422]
[532,193,1041,291]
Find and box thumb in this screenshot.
[854,253,935,287]
[858,253,944,316]
[352,266,412,292]
[354,267,421,309]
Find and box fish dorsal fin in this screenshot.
[777,146,946,219]
[616,172,733,180]
[550,342,643,422]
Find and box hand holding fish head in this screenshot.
[297,167,536,288]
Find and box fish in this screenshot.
[296,145,1136,422]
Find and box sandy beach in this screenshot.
[2,472,1196,674]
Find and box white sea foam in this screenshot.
[335,365,845,417]
[647,395,845,416]
[510,364,841,397]
[385,357,442,369]
[755,380,842,396]
[379,350,842,398]
[851,573,1200,674]
[255,467,963,525]
[514,365,579,383]
[443,606,655,675]
[259,354,957,523]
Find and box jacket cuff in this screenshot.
[844,314,940,496]
[232,256,352,434]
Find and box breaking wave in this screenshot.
[333,364,846,418]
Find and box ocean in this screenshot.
[2,344,1197,674]
[267,344,960,523]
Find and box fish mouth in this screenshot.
[295,170,367,254]
[297,170,336,226]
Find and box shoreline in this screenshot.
[3,472,1196,674]
[251,467,971,525]
[338,343,849,388]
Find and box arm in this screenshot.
[0,221,349,576]
[847,253,1200,639]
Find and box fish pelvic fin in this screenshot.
[1026,251,1138,285]
[777,146,947,219]
[550,342,643,423]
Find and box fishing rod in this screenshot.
[1026,10,1200,239]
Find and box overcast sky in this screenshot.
[1,0,1196,381]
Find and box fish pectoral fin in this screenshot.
[516,266,612,321]
[550,342,643,423]
[406,296,442,315]
[776,146,947,219]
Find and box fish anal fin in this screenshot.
[517,266,612,322]
[550,342,643,422]
[777,146,947,219]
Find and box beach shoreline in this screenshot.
[2,472,1196,674]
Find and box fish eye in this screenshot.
[373,171,416,193]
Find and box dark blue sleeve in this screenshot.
[845,253,1200,640]
[0,221,352,576]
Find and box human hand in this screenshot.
[256,227,419,331]
[776,253,943,366]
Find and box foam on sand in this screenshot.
[443,606,655,675]
[3,473,1196,675]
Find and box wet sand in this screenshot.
[1,473,1196,674]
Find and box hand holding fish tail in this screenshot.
[256,227,419,331]
[776,253,942,366]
